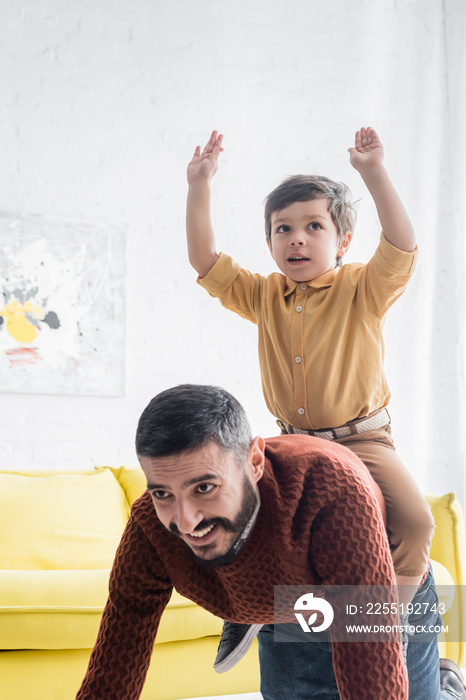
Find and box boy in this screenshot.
[186,127,435,672]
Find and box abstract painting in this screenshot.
[0,212,125,396]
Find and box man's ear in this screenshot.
[337,231,352,258]
[267,238,275,260]
[247,436,265,483]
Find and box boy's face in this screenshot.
[268,199,351,282]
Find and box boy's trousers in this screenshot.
[335,425,435,577]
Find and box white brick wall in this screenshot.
[0,0,464,502]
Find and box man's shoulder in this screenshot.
[130,490,164,532]
[130,488,152,513]
[263,434,384,506]
[264,433,364,470]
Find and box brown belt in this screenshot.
[276,408,390,441]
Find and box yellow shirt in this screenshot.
[198,234,418,430]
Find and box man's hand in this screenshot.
[187,130,224,185]
[348,127,384,173]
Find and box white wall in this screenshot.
[0,0,465,503]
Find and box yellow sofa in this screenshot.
[0,468,464,700]
[0,466,259,700]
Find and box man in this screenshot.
[76,384,466,700]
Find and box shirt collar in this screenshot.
[284,266,340,296]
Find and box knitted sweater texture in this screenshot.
[76,435,408,699]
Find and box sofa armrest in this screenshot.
[425,493,466,667]
[425,493,466,587]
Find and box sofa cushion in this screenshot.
[0,569,110,649]
[0,469,130,570]
[0,570,223,650]
[108,466,147,506]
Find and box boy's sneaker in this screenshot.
[214,622,263,673]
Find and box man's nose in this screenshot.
[174,500,203,534]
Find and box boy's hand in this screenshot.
[187,130,224,185]
[348,126,416,252]
[348,127,384,173]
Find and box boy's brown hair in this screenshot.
[264,175,357,266]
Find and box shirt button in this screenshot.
[296,305,303,312]
[300,284,307,290]
[298,408,305,415]
[295,356,302,363]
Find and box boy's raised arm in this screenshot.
[186,130,224,277]
[348,127,416,252]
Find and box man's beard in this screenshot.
[169,474,259,570]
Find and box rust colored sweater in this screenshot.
[77,435,408,699]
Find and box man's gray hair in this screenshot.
[136,384,253,464]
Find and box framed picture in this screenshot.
[0,212,126,396]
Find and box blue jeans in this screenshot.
[258,565,452,699]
